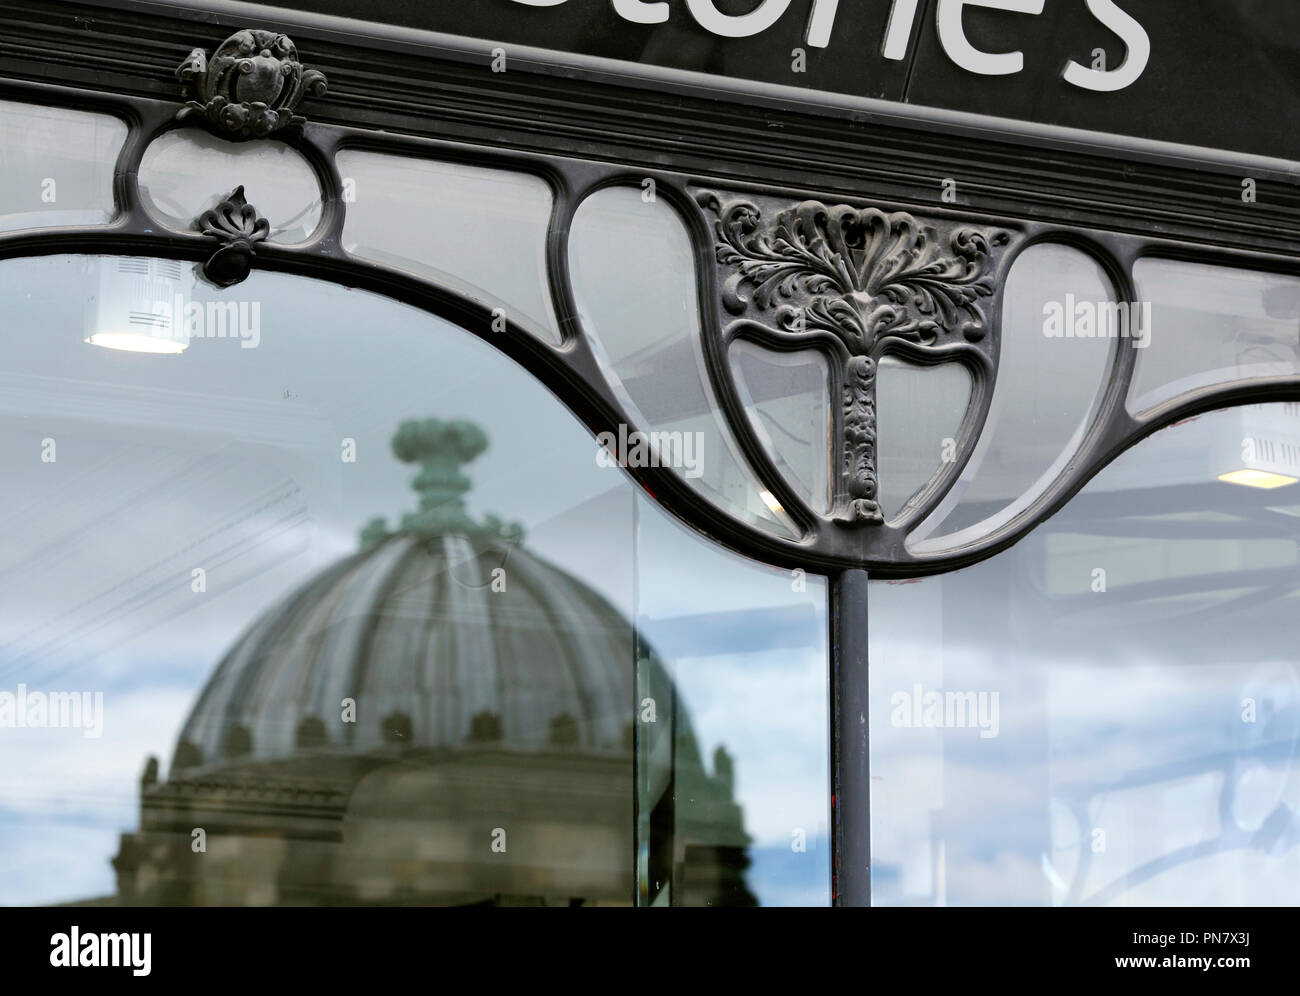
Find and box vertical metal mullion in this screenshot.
[833,567,871,906]
[632,488,643,906]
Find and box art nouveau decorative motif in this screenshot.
[176,29,327,139]
[195,186,269,287]
[697,193,1014,525]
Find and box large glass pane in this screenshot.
[909,244,1115,553]
[0,253,828,907]
[634,493,831,906]
[0,100,125,232]
[0,253,634,906]
[337,150,560,344]
[139,129,323,244]
[871,403,1300,905]
[1130,259,1300,414]
[570,186,798,538]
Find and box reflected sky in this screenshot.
[872,405,1300,906]
[635,493,830,904]
[0,255,830,906]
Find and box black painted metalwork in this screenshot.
[8,0,1300,256]
[0,64,1296,577]
[195,185,269,286]
[176,28,327,140]
[695,190,1016,530]
[833,568,871,907]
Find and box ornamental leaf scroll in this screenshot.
[195,186,269,288]
[177,29,327,140]
[698,193,1012,525]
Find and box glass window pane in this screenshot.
[871,402,1300,906]
[570,186,798,538]
[908,244,1115,553]
[0,253,826,907]
[729,342,832,515]
[634,494,831,906]
[1130,258,1300,414]
[1,253,631,906]
[0,100,125,232]
[139,129,323,244]
[877,357,972,522]
[337,150,560,344]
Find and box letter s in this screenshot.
[1063,0,1150,92]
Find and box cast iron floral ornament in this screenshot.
[698,193,1011,525]
[177,29,327,139]
[196,187,269,288]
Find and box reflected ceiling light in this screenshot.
[759,490,785,515]
[85,332,188,354]
[1218,469,1299,489]
[83,256,194,355]
[1213,404,1300,490]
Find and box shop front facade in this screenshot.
[0,0,1298,906]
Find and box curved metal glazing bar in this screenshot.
[568,186,798,538]
[908,244,1117,555]
[0,100,125,233]
[1129,258,1300,415]
[0,70,1297,576]
[728,342,832,516]
[337,149,562,346]
[139,129,323,244]
[876,357,972,522]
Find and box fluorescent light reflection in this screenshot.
[1218,469,1299,490]
[85,332,187,354]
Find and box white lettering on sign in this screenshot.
[685,0,793,39]
[803,0,840,48]
[882,0,921,60]
[937,0,1045,77]
[613,0,669,25]
[507,0,1150,91]
[1062,0,1150,92]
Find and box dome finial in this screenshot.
[393,418,485,536]
[358,418,524,545]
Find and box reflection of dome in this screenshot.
[111,419,755,907]
[173,531,636,765]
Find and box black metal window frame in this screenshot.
[2,0,1299,906]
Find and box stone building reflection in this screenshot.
[112,418,755,906]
